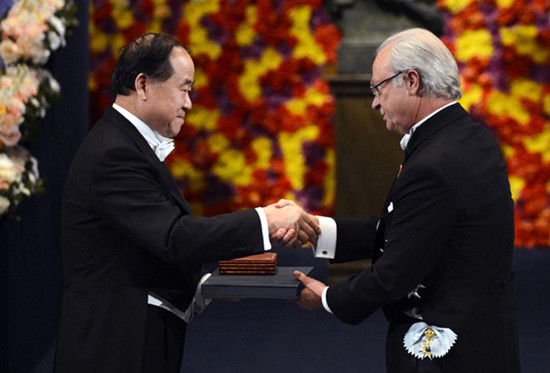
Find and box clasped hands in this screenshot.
[263,199,320,248]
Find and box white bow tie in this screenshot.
[400,133,411,150]
[154,140,175,162]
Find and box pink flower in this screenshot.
[0,128,22,147]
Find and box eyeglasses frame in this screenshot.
[370,71,404,97]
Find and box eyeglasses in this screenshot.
[370,71,404,97]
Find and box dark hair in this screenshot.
[111,33,188,96]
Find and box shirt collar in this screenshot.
[400,101,457,150]
[112,103,174,162]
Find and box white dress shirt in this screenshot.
[112,104,271,322]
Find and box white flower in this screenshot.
[48,74,61,93]
[0,0,73,218]
[0,0,71,64]
[18,185,31,196]
[0,196,10,214]
[0,153,20,183]
[48,16,67,50]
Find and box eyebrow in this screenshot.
[180,79,194,87]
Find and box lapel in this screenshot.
[103,107,192,214]
[373,104,468,262]
[404,103,468,162]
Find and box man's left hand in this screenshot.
[293,270,326,310]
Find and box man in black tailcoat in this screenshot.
[294,28,520,373]
[55,33,319,373]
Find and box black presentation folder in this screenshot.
[202,266,313,299]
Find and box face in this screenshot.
[371,46,414,135]
[143,47,194,138]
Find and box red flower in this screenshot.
[314,24,341,64]
[175,22,190,46]
[447,3,486,33]
[90,0,339,217]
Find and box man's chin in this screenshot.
[169,121,184,137]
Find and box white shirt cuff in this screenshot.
[194,273,213,314]
[147,292,191,322]
[313,216,336,259]
[321,286,333,314]
[255,207,272,251]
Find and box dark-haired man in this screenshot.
[55,33,319,373]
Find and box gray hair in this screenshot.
[377,28,462,100]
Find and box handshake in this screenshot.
[262,199,320,248]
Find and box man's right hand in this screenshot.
[263,199,320,248]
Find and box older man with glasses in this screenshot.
[293,28,520,373]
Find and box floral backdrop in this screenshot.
[0,0,76,218]
[438,0,550,247]
[89,0,549,247]
[89,0,340,217]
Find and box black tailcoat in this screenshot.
[55,107,264,372]
[327,104,520,372]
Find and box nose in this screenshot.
[184,93,192,110]
[371,94,380,110]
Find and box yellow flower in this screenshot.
[279,125,319,190]
[289,6,326,65]
[170,159,205,192]
[524,124,550,162]
[153,1,171,20]
[190,29,221,59]
[239,73,261,100]
[112,8,134,29]
[183,0,221,59]
[239,47,282,100]
[212,149,252,186]
[149,21,163,33]
[110,33,127,58]
[235,6,257,46]
[207,132,229,153]
[183,0,219,24]
[251,136,272,168]
[544,94,550,117]
[459,84,482,112]
[442,0,478,14]
[88,73,96,90]
[187,107,219,131]
[193,67,209,89]
[90,28,108,53]
[455,29,493,62]
[508,175,525,203]
[322,148,335,207]
[487,91,530,125]
[496,0,515,7]
[501,25,549,64]
[111,0,129,8]
[286,86,327,114]
[510,78,542,102]
[500,143,515,160]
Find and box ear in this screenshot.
[404,70,421,95]
[135,73,148,101]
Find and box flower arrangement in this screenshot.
[438,0,550,247]
[89,0,340,217]
[0,0,77,217]
[0,146,41,218]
